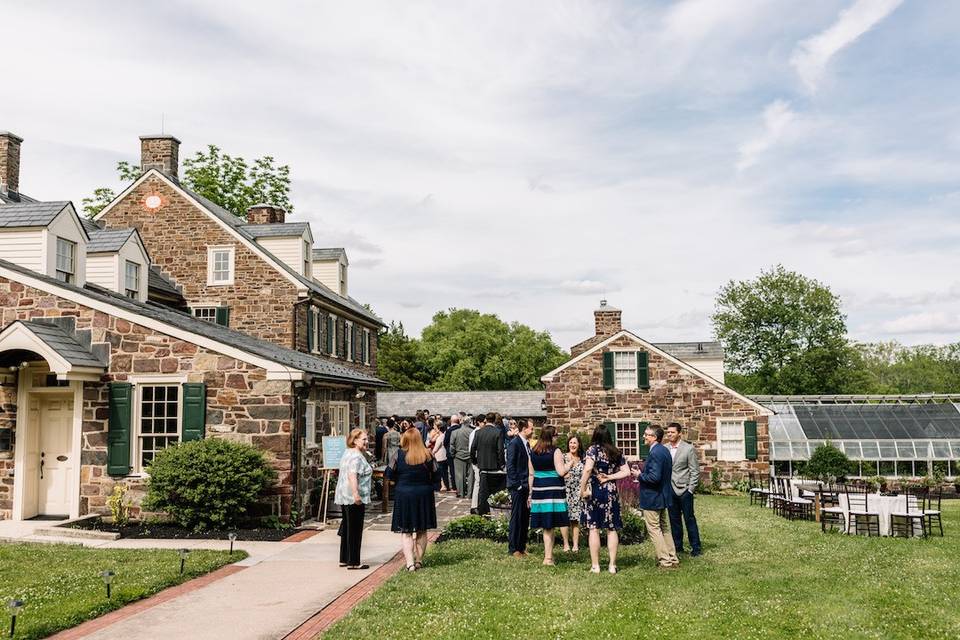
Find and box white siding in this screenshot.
[117,237,149,300]
[85,254,117,290]
[312,259,339,293]
[0,229,44,273]
[691,358,725,383]
[258,236,306,276]
[44,209,87,286]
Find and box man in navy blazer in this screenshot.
[639,425,680,568]
[505,418,533,557]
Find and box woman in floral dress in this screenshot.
[579,424,631,574]
[560,435,584,552]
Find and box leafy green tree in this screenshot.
[82,146,292,219]
[377,321,430,391]
[851,341,960,393]
[801,443,855,481]
[712,265,853,394]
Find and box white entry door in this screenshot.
[38,395,74,517]
[329,402,349,437]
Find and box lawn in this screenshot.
[0,543,245,640]
[322,495,960,640]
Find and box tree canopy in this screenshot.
[82,145,292,218]
[376,309,568,391]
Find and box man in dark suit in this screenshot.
[471,412,506,515]
[639,424,679,568]
[373,419,388,464]
[505,418,533,557]
[443,414,461,491]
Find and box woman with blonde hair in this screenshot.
[334,428,373,570]
[386,428,439,570]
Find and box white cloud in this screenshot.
[791,0,903,92]
[879,312,960,335]
[559,280,612,295]
[736,100,797,171]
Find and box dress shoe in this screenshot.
[512,551,524,558]
[469,508,477,515]
[691,550,702,557]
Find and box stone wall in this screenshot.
[545,334,769,484]
[0,383,16,516]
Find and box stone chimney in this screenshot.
[0,131,23,197]
[140,134,180,179]
[594,299,622,336]
[246,203,286,225]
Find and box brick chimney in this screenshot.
[140,134,180,179]
[0,131,23,197]
[246,203,286,225]
[594,299,622,336]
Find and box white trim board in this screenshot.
[540,329,773,416]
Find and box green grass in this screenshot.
[0,543,246,639]
[322,496,960,640]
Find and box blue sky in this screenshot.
[4,1,959,349]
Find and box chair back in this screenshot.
[821,483,840,508]
[904,487,925,514]
[925,486,942,512]
[847,488,869,512]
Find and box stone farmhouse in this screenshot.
[0,130,386,523]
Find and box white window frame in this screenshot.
[310,307,321,354]
[363,329,371,365]
[133,382,182,474]
[329,401,349,437]
[303,240,311,278]
[207,245,235,285]
[330,314,339,358]
[345,320,354,362]
[718,419,746,461]
[614,421,641,459]
[305,400,318,448]
[125,260,141,299]
[613,351,637,390]
[192,306,218,323]
[55,237,76,283]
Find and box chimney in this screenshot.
[246,203,286,225]
[140,134,180,179]
[0,131,23,197]
[594,299,622,336]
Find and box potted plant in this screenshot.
[870,475,886,493]
[489,489,511,510]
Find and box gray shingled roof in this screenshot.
[87,228,136,253]
[148,265,182,296]
[0,257,387,387]
[16,320,106,369]
[655,342,724,360]
[174,181,381,326]
[378,391,546,418]
[0,201,73,228]
[241,222,311,238]
[0,191,39,205]
[312,247,346,261]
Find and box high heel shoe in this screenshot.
[608,565,618,574]
[589,565,601,574]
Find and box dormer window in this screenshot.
[125,261,141,299]
[207,246,235,285]
[55,237,76,283]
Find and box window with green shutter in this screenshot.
[214,307,230,327]
[638,421,651,458]
[327,314,335,354]
[107,382,133,476]
[637,351,649,389]
[744,420,758,461]
[603,421,616,445]
[182,383,207,442]
[602,351,614,389]
[306,307,314,351]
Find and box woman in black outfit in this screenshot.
[386,428,438,571]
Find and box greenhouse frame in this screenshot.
[756,395,960,479]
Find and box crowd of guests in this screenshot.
[334,410,703,574]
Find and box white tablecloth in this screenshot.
[837,493,923,537]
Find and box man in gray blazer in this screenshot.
[665,422,702,556]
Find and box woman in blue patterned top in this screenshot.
[334,428,373,570]
[527,425,573,566]
[578,424,631,574]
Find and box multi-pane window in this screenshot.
[613,352,637,389]
[718,420,745,461]
[312,308,321,353]
[125,261,140,298]
[615,422,640,457]
[138,385,180,470]
[55,237,76,283]
[208,246,234,285]
[193,307,217,322]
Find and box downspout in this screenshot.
[290,296,313,525]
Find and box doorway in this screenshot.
[18,392,77,520]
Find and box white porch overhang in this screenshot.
[0,321,106,381]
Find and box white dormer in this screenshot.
[84,226,150,301]
[0,201,87,286]
[242,221,314,278]
[312,247,348,297]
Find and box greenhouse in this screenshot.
[759,395,960,478]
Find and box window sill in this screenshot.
[207,281,235,287]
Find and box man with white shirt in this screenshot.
[665,422,702,556]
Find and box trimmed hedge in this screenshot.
[442,509,646,545]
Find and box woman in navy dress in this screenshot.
[528,425,573,566]
[386,429,438,571]
[579,424,631,574]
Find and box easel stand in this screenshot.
[319,468,334,526]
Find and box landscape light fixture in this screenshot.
[100,570,115,599]
[7,599,24,639]
[178,548,190,575]
[228,532,237,555]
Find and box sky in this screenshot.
[4,0,959,350]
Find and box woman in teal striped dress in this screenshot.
[527,425,573,566]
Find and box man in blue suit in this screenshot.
[639,425,680,568]
[505,418,533,557]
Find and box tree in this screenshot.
[376,321,429,391]
[851,341,960,394]
[712,265,853,394]
[82,146,292,219]
[801,443,855,481]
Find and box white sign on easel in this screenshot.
[319,436,348,525]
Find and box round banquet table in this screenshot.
[837,493,923,537]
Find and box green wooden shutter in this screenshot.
[603,420,616,445]
[637,351,649,389]
[744,420,758,461]
[306,308,314,351]
[339,318,346,357]
[326,315,334,353]
[107,382,133,476]
[182,383,207,442]
[215,307,230,327]
[639,421,651,458]
[602,351,614,389]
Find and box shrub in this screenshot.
[801,443,854,482]
[710,468,722,492]
[442,510,647,546]
[143,438,277,531]
[443,515,500,541]
[489,489,510,507]
[107,484,131,526]
[618,508,647,545]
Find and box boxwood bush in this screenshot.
[143,438,277,531]
[442,509,646,545]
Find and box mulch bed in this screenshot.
[68,518,299,541]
